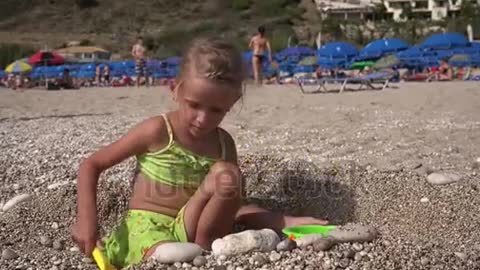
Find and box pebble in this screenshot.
[2,193,31,212]
[69,246,79,252]
[2,248,19,260]
[338,258,350,268]
[427,172,462,185]
[251,253,267,265]
[420,197,430,203]
[322,258,332,269]
[276,238,297,251]
[312,238,335,251]
[49,267,59,270]
[193,255,207,267]
[51,222,59,229]
[344,249,355,259]
[53,240,63,250]
[81,257,93,264]
[40,235,53,247]
[214,266,227,270]
[352,243,363,251]
[269,251,281,262]
[454,252,467,260]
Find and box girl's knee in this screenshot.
[208,161,243,198]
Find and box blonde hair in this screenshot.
[178,37,247,96]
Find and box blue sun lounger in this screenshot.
[297,71,393,94]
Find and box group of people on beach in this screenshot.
[128,26,274,88]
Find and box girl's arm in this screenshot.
[74,116,169,255]
[220,130,328,234]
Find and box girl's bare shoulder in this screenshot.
[136,115,171,152]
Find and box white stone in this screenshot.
[2,193,31,212]
[150,242,202,264]
[420,197,429,203]
[328,225,378,243]
[47,181,71,190]
[295,234,324,248]
[211,229,280,256]
[427,173,462,185]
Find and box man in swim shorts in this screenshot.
[132,36,148,87]
[249,26,272,86]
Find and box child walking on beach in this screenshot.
[72,37,327,269]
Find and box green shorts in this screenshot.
[103,207,188,268]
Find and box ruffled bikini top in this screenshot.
[136,114,226,188]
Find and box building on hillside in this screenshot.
[314,0,479,22]
[313,0,382,20]
[55,46,111,63]
[383,0,480,21]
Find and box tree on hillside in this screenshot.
[75,0,98,9]
[459,0,479,21]
[400,3,413,20]
[0,43,35,69]
[373,1,389,21]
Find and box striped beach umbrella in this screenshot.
[5,61,32,73]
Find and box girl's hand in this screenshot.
[71,214,98,257]
[284,215,329,228]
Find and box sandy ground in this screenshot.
[0,82,479,269]
[2,82,479,169]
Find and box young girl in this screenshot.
[72,37,327,269]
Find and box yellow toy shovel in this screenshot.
[92,247,116,270]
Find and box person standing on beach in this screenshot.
[132,37,148,87]
[249,26,272,85]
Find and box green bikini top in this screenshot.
[136,114,226,188]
